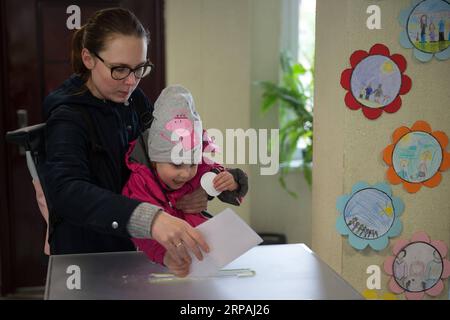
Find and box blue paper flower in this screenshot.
[336,182,404,251]
[399,0,450,62]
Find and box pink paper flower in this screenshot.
[384,231,450,300]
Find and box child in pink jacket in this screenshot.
[122,85,248,274]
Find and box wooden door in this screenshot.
[0,0,165,295]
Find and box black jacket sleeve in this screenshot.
[42,106,141,238]
[215,168,249,206]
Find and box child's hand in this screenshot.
[163,251,190,278]
[213,171,238,192]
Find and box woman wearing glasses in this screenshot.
[42,8,209,273]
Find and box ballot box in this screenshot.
[45,243,362,300]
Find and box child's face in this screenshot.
[155,163,198,190]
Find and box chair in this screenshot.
[5,123,50,255]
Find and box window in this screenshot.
[280,0,316,169]
[298,0,316,70]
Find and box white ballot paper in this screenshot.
[188,208,263,277]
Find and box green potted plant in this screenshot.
[256,52,314,197]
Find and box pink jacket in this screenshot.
[122,139,223,264]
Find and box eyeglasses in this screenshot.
[93,52,154,80]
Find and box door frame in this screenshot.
[0,0,166,296]
[0,0,13,296]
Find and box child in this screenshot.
[429,21,436,42]
[122,85,248,276]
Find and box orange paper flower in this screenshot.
[383,121,450,193]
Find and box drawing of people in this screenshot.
[429,21,436,42]
[398,159,409,180]
[425,250,443,290]
[346,217,357,228]
[359,225,367,237]
[350,219,360,231]
[405,260,426,291]
[356,223,364,234]
[359,86,365,99]
[448,20,450,41]
[373,84,383,104]
[438,17,445,42]
[417,150,431,179]
[394,250,408,287]
[420,14,428,43]
[365,83,373,100]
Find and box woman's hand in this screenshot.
[163,251,190,277]
[175,187,208,213]
[213,171,238,192]
[151,211,209,265]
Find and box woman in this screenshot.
[42,7,209,273]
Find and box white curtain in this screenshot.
[280,0,300,60]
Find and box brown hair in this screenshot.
[71,7,150,81]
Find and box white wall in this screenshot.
[249,0,312,246]
[165,0,251,222]
[165,0,312,245]
[313,0,450,299]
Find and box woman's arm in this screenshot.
[123,168,209,264]
[43,106,141,238]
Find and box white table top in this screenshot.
[45,243,362,300]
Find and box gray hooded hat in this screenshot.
[147,85,203,164]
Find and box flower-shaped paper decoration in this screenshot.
[336,182,404,251]
[383,121,450,193]
[340,43,412,120]
[384,231,450,300]
[399,0,450,62]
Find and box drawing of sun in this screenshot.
[383,121,450,193]
[340,44,412,119]
[381,61,394,73]
[336,182,404,251]
[383,231,450,300]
